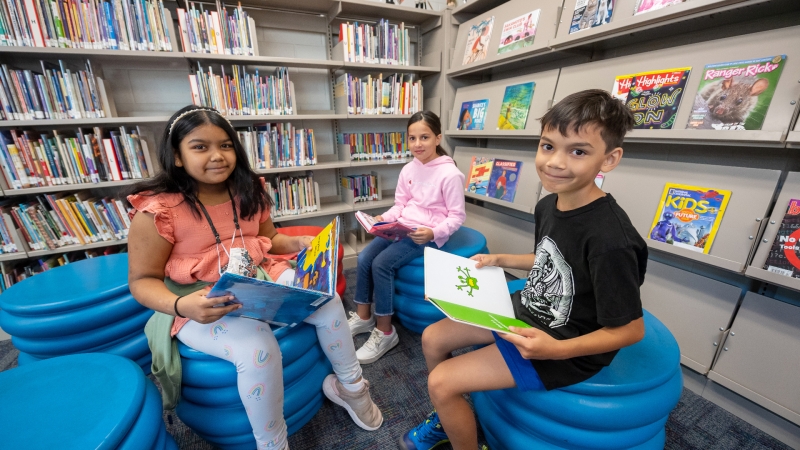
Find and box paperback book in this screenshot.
[612,67,691,129]
[486,159,522,202]
[763,199,800,279]
[686,55,787,131]
[497,82,535,130]
[497,10,540,55]
[569,0,614,34]
[424,247,532,333]
[465,157,493,196]
[462,17,494,65]
[208,217,340,327]
[634,0,684,15]
[457,100,488,131]
[648,183,731,254]
[355,211,415,242]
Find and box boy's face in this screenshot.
[535,123,622,195]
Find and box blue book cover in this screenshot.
[208,216,340,328]
[457,99,489,130]
[486,159,522,202]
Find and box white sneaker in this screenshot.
[347,311,376,336]
[356,327,399,364]
[322,374,383,431]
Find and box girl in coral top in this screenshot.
[127,106,382,450]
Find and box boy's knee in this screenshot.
[421,324,439,356]
[427,366,454,405]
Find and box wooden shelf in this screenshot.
[465,191,533,214]
[0,116,170,128]
[0,251,29,262]
[335,0,442,23]
[787,131,800,148]
[744,266,800,293]
[272,201,353,222]
[26,239,128,258]
[346,114,414,119]
[227,114,346,122]
[184,53,340,70]
[446,130,540,140]
[2,179,143,197]
[0,46,184,62]
[349,158,412,167]
[339,61,440,74]
[256,161,351,175]
[355,195,395,210]
[451,0,510,15]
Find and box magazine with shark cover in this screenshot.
[208,217,340,328]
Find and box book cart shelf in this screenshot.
[0,0,450,294]
[443,0,800,442]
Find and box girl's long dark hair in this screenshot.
[408,110,448,157]
[125,105,271,220]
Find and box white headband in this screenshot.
[168,108,232,136]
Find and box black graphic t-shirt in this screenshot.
[513,193,647,390]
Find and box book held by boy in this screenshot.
[207,217,340,328]
[648,183,731,254]
[355,211,414,242]
[424,247,531,334]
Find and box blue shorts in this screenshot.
[493,331,546,391]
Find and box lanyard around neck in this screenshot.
[196,189,240,245]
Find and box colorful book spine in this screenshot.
[334,72,421,115]
[189,63,294,116]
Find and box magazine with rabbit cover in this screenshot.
[686,55,786,131]
[648,183,731,254]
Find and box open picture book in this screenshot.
[355,210,415,242]
[207,217,340,328]
[424,247,531,333]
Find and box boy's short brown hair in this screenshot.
[540,89,634,152]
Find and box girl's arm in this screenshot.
[128,212,240,323]
[429,172,467,243]
[258,216,311,254]
[379,170,408,223]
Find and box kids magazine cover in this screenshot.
[497,82,535,130]
[486,159,522,202]
[462,17,495,65]
[612,67,691,129]
[649,183,731,254]
[763,199,800,278]
[465,156,494,196]
[457,100,489,130]
[497,10,540,55]
[569,0,614,34]
[634,0,684,15]
[686,55,786,131]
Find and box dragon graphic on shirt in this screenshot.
[520,237,574,328]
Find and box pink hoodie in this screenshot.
[381,155,466,248]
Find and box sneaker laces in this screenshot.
[363,328,384,351]
[347,311,362,324]
[410,411,443,440]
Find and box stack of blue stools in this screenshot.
[393,226,488,333]
[473,280,683,450]
[0,353,177,449]
[176,323,333,450]
[0,253,153,373]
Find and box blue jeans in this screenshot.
[355,237,435,316]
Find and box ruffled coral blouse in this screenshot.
[128,192,292,334]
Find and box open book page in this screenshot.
[355,210,415,242]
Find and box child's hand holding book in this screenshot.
[471,254,502,268]
[498,327,563,359]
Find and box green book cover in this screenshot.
[497,82,535,130]
[429,298,532,333]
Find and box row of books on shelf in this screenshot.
[337,131,409,161]
[176,1,255,56]
[0,126,151,189]
[0,245,125,291]
[264,172,318,219]
[341,173,378,203]
[0,0,173,50]
[0,59,111,121]
[465,156,522,203]
[334,72,421,115]
[237,122,316,170]
[189,64,295,116]
[5,191,131,251]
[337,19,411,66]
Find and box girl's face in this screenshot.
[174,123,237,192]
[408,121,442,165]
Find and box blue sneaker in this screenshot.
[399,410,449,450]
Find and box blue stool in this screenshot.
[175,323,332,450]
[473,280,683,449]
[0,254,153,373]
[393,226,488,333]
[0,353,176,450]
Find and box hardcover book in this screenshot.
[462,17,494,65]
[569,0,614,34]
[465,157,493,196]
[648,183,731,254]
[208,216,339,327]
[424,247,532,333]
[497,82,535,130]
[486,159,522,202]
[355,211,415,242]
[634,0,684,15]
[612,67,691,129]
[457,100,489,131]
[686,55,786,131]
[497,10,540,55]
[763,199,800,278]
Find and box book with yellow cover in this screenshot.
[648,183,731,254]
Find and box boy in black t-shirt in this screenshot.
[401,89,647,450]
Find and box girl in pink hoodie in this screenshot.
[348,111,466,364]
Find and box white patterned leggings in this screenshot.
[176,269,361,449]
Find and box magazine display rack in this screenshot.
[447,69,559,138]
[788,120,800,148]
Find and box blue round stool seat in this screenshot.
[0,254,153,373]
[0,353,176,450]
[392,227,488,333]
[175,323,332,450]
[473,287,683,450]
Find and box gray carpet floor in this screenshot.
[0,268,793,449]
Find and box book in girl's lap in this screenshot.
[348,111,466,364]
[126,105,382,450]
